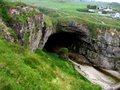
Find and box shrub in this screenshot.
[59,47,68,54]
[102,11,108,14]
[87,5,97,9]
[76,8,88,12]
[59,47,69,59]
[0,6,11,24]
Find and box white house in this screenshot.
[98,6,113,12]
[98,11,102,14]
[104,8,113,12]
[88,9,95,12]
[113,13,120,19]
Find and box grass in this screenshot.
[0,1,119,89]
[2,0,120,31]
[0,38,102,90]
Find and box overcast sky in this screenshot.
[97,0,120,3]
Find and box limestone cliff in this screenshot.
[0,3,53,51]
[56,21,120,72]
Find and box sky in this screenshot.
[97,0,120,3]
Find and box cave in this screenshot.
[44,31,87,53]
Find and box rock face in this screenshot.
[26,14,53,51]
[88,29,120,71]
[0,17,15,43]
[0,4,53,51]
[57,21,120,72]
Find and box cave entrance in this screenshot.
[44,31,87,53]
[43,31,92,65]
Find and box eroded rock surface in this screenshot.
[57,21,120,72]
[0,17,15,43]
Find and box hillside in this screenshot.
[0,1,102,90]
[3,0,120,30]
[0,0,120,90]
[0,38,101,90]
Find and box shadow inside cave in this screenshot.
[44,31,87,53]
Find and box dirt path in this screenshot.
[54,48,120,90]
[68,59,120,90]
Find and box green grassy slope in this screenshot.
[37,1,120,30]
[2,0,120,30]
[0,38,101,90]
[0,1,101,90]
[0,1,118,90]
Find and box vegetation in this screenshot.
[59,48,69,54]
[0,2,101,89]
[0,3,98,89]
[2,0,120,31]
[0,2,11,25]
[110,2,120,11]
[59,48,69,59]
[0,38,101,90]
[0,0,120,90]
[28,0,120,31]
[87,4,97,9]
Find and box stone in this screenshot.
[116,60,120,72]
[56,22,120,72]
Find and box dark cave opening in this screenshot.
[44,32,87,53]
[43,31,94,65]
